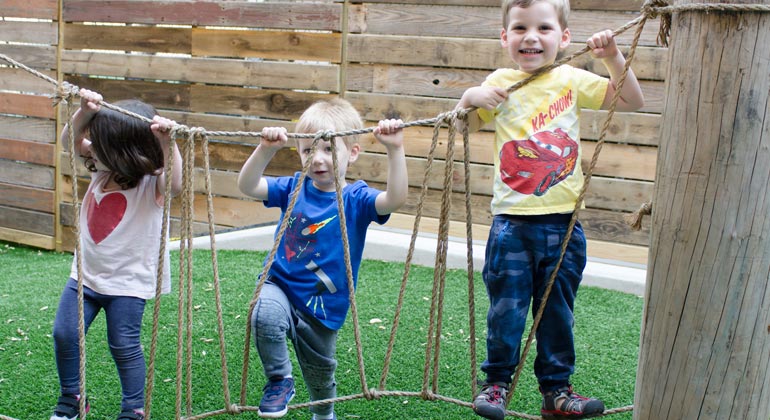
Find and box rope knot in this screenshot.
[226,403,242,414]
[314,129,335,142]
[624,200,652,231]
[642,0,672,46]
[169,124,192,139]
[52,81,81,107]
[366,388,382,400]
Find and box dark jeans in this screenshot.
[52,278,147,411]
[481,215,586,392]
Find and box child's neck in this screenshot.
[102,172,122,192]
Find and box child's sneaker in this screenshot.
[472,381,509,420]
[541,385,605,419]
[258,376,295,418]
[117,409,145,420]
[50,395,89,420]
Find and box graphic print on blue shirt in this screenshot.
[282,212,340,319]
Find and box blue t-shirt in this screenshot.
[263,173,389,330]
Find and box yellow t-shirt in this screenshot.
[478,65,608,216]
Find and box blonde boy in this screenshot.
[456,1,643,419]
[238,99,407,419]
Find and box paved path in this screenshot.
[172,225,646,296]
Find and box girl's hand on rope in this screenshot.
[260,126,289,151]
[78,88,102,116]
[151,115,176,144]
[373,119,404,150]
[459,86,507,111]
[587,29,620,60]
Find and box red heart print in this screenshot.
[86,192,127,244]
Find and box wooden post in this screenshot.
[634,1,770,419]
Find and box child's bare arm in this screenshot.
[237,127,287,200]
[589,30,645,112]
[151,116,183,197]
[373,119,408,215]
[61,89,102,157]
[455,86,508,132]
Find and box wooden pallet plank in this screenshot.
[62,51,340,92]
[189,85,332,119]
[0,20,58,44]
[350,5,661,46]
[0,138,55,166]
[0,204,54,236]
[0,182,54,212]
[0,226,55,249]
[0,45,57,70]
[0,67,57,94]
[0,0,57,19]
[0,115,56,143]
[63,1,342,31]
[64,76,192,111]
[0,160,55,189]
[0,92,56,119]
[348,34,666,80]
[192,28,341,62]
[63,23,192,54]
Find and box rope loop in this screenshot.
[314,129,336,142]
[366,388,382,400]
[226,403,242,414]
[641,0,672,46]
[52,81,81,107]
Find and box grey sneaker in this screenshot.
[541,385,604,419]
[472,382,509,420]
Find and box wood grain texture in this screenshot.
[634,3,770,419]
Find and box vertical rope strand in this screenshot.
[329,136,371,397]
[460,118,479,398]
[200,133,234,411]
[144,132,177,420]
[378,118,443,390]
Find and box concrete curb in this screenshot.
[172,225,646,296]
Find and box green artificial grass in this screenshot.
[0,241,643,419]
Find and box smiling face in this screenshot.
[501,1,571,74]
[296,135,360,192]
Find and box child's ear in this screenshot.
[348,142,361,164]
[500,27,509,48]
[560,27,571,50]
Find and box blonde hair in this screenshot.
[295,98,364,146]
[502,0,569,30]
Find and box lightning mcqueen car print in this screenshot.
[499,128,579,196]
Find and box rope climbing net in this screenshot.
[2,2,769,419]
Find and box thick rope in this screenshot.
[378,111,452,389]
[144,128,177,420]
[4,3,767,419]
[625,200,652,231]
[200,132,236,413]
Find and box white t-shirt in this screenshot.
[70,170,171,299]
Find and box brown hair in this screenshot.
[87,99,164,190]
[502,0,569,29]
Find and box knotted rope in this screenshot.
[3,2,769,419]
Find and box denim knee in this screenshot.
[253,297,291,341]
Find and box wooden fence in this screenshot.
[0,0,662,265]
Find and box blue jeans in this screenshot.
[252,281,338,418]
[481,215,586,391]
[52,278,147,411]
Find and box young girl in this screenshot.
[50,89,182,420]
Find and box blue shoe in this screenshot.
[258,377,295,418]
